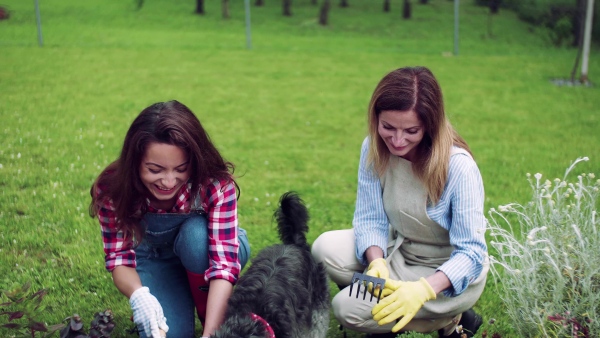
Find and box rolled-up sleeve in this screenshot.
[203,179,240,284]
[98,197,136,272]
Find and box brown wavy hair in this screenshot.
[367,66,472,204]
[89,100,236,243]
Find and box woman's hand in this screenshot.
[129,287,169,338]
[371,277,436,333]
[366,258,389,279]
[366,258,390,297]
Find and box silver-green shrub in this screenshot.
[487,157,599,337]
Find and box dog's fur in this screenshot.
[210,192,330,338]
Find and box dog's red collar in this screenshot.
[250,313,275,338]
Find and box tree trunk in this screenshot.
[573,0,586,47]
[283,0,292,16]
[255,0,264,6]
[222,0,230,19]
[319,0,330,25]
[403,0,411,19]
[489,0,500,14]
[383,0,390,12]
[420,0,428,3]
[571,38,584,82]
[340,0,349,7]
[311,0,317,5]
[195,0,204,14]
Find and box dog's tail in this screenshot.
[274,191,309,248]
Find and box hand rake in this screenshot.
[348,272,386,303]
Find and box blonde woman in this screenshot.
[312,67,488,338]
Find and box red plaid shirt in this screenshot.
[97,179,241,283]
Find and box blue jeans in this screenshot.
[135,212,250,337]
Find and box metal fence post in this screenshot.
[245,0,252,49]
[454,0,459,56]
[581,0,595,83]
[35,0,43,46]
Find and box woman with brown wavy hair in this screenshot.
[312,67,488,338]
[90,100,250,338]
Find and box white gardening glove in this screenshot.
[129,287,169,338]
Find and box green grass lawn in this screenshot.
[1,0,599,337]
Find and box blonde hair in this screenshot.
[367,67,472,204]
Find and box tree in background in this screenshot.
[256,0,264,6]
[340,0,349,7]
[489,0,500,14]
[570,0,588,81]
[283,0,292,16]
[196,0,204,14]
[573,0,586,47]
[403,0,411,19]
[486,0,500,37]
[222,0,230,18]
[384,0,391,12]
[319,0,331,25]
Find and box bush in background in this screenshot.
[474,0,600,46]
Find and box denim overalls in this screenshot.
[134,196,250,337]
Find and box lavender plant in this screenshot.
[487,157,599,337]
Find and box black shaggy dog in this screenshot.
[211,192,330,338]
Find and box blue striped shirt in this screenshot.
[353,138,487,296]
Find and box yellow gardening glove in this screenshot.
[366,258,390,297]
[371,277,437,333]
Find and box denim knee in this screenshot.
[174,214,209,274]
[238,228,250,269]
[175,215,251,274]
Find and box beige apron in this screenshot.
[381,148,489,318]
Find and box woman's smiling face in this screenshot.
[139,142,191,209]
[377,109,424,162]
